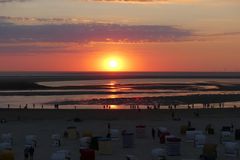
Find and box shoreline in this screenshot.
[1,108,240,121]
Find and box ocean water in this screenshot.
[0,72,240,109]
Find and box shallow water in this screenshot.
[1,77,240,109]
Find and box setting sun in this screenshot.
[108,60,118,69]
[102,56,124,71]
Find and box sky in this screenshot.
[0,0,240,72]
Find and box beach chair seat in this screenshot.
[220,131,234,144]
[201,144,217,160]
[194,134,206,148]
[136,125,146,138]
[1,133,13,145]
[51,150,71,160]
[186,130,203,142]
[122,132,134,148]
[110,129,120,140]
[166,137,181,156]
[80,149,95,160]
[80,137,91,149]
[224,142,239,157]
[151,148,166,160]
[98,138,112,155]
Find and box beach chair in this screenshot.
[65,127,79,139]
[80,137,91,149]
[80,149,95,160]
[122,132,134,148]
[194,134,206,148]
[1,133,13,145]
[0,142,12,151]
[136,125,146,138]
[110,129,120,140]
[186,130,203,142]
[220,131,234,144]
[52,134,61,147]
[25,135,37,148]
[200,144,217,160]
[151,148,166,160]
[98,138,112,155]
[224,142,239,157]
[166,137,181,156]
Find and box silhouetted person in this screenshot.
[152,128,156,139]
[107,123,111,138]
[24,147,29,160]
[29,146,34,160]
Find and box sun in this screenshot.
[102,56,123,71]
[108,60,118,68]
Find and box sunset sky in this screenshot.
[0,0,240,71]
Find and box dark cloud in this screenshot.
[0,16,193,54]
[0,22,192,43]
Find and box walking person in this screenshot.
[29,146,34,160]
[24,147,29,160]
[151,128,155,139]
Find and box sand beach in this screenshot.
[0,108,240,160]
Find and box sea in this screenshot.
[0,72,240,109]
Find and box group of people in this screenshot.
[24,146,35,160]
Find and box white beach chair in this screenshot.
[25,135,37,147]
[151,148,166,160]
[1,133,13,145]
[136,125,146,138]
[194,134,206,148]
[0,142,12,151]
[220,131,234,144]
[110,129,120,140]
[186,130,203,142]
[52,134,61,147]
[224,142,239,157]
[79,137,91,149]
[166,137,181,156]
